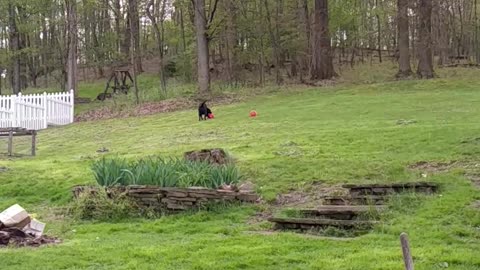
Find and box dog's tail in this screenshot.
[200,101,207,106]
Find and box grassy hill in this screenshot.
[0,73,479,269]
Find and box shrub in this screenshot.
[70,189,141,220]
[91,156,242,189]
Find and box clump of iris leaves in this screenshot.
[92,156,242,189]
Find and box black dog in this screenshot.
[198,101,212,121]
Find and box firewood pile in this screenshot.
[0,204,59,247]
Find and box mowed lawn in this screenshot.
[0,77,479,269]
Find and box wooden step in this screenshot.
[343,182,438,196]
[323,195,388,206]
[297,206,385,220]
[269,217,377,230]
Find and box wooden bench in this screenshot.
[0,128,37,156]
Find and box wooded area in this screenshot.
[0,0,479,96]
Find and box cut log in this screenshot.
[269,217,376,228]
[348,186,437,196]
[296,206,385,220]
[323,195,387,206]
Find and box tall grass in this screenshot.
[91,156,242,189]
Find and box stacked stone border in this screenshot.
[73,185,259,211]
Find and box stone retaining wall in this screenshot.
[73,186,259,211]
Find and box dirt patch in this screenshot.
[396,119,417,125]
[275,182,347,207]
[460,137,480,144]
[247,182,345,226]
[274,141,303,157]
[408,160,480,173]
[184,148,229,165]
[246,210,274,225]
[75,94,241,122]
[75,98,193,122]
[471,201,480,209]
[312,79,337,87]
[409,161,480,187]
[0,228,60,248]
[466,174,480,188]
[408,161,458,173]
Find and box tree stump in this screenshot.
[184,148,229,165]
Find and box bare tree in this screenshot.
[417,0,434,78]
[375,0,382,63]
[8,2,21,94]
[66,0,78,94]
[192,0,219,95]
[146,0,167,95]
[264,0,282,84]
[310,0,336,80]
[130,11,140,104]
[225,0,238,84]
[298,0,311,79]
[128,0,142,72]
[396,0,412,78]
[476,0,479,63]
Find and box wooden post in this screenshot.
[69,89,74,123]
[43,92,48,129]
[8,129,13,156]
[31,131,37,156]
[400,233,414,270]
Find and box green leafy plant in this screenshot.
[210,164,243,189]
[91,157,130,187]
[91,156,243,189]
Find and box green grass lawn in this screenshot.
[0,74,479,269]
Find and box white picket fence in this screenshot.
[0,90,74,130]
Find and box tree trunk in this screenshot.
[9,3,21,94]
[476,0,479,63]
[226,0,238,84]
[179,7,189,81]
[114,0,122,53]
[410,0,417,63]
[310,0,335,80]
[375,0,382,63]
[193,0,210,95]
[180,8,187,53]
[146,0,167,95]
[256,0,266,87]
[129,0,143,72]
[91,11,104,78]
[66,0,78,93]
[130,15,140,104]
[264,0,282,84]
[122,8,131,57]
[417,0,434,78]
[298,0,311,79]
[396,0,412,78]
